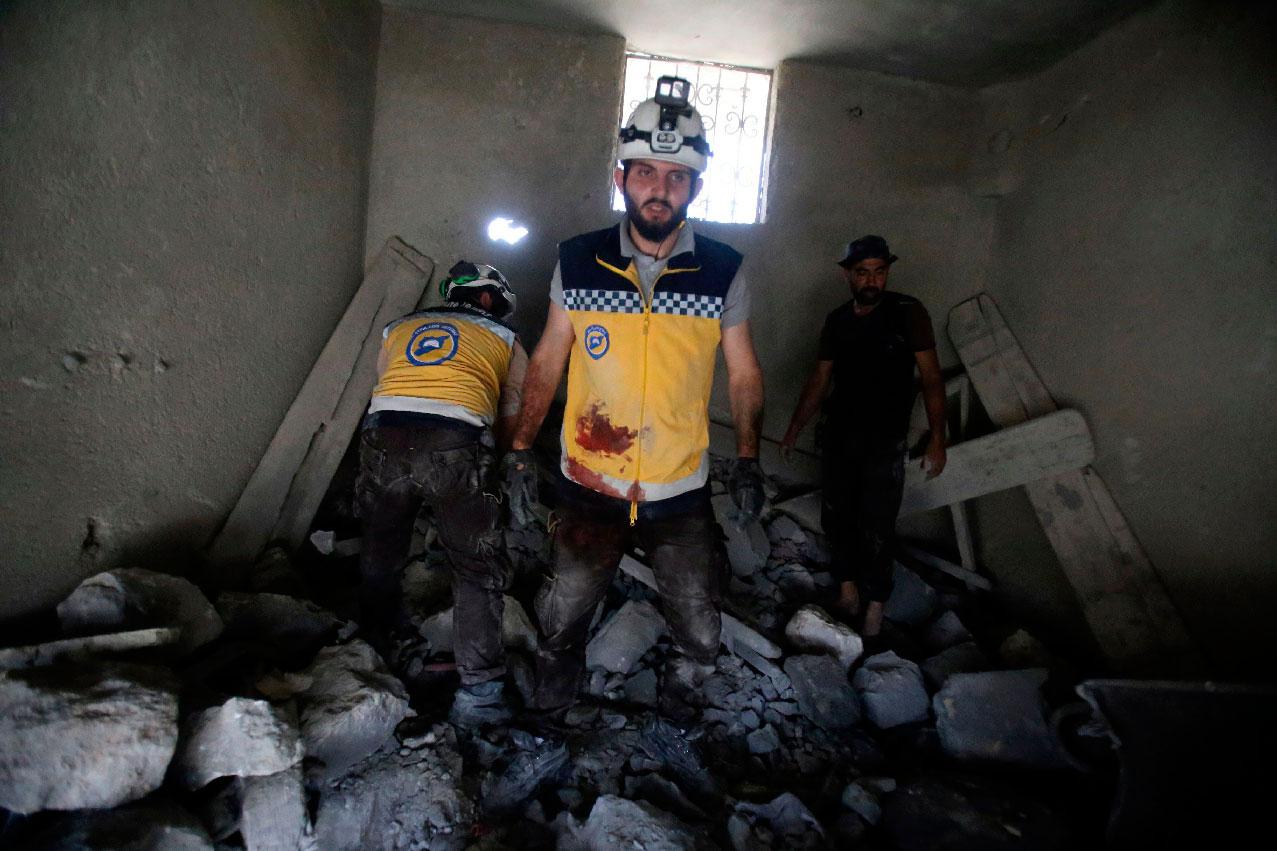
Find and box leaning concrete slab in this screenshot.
[208,237,433,566]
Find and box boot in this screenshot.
[449,680,513,729]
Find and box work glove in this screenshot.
[728,457,765,527]
[501,449,539,529]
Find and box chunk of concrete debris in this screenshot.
[12,799,214,850]
[298,641,410,779]
[215,592,343,655]
[766,514,807,546]
[922,641,991,691]
[746,724,781,754]
[316,724,473,849]
[176,698,304,790]
[713,493,769,576]
[783,654,861,730]
[784,604,864,670]
[852,651,930,729]
[417,595,538,655]
[0,627,180,671]
[842,780,884,825]
[934,669,1066,768]
[240,766,310,851]
[773,562,818,598]
[999,628,1054,668]
[638,718,721,800]
[883,562,938,626]
[624,667,659,707]
[57,567,223,655]
[0,662,178,813]
[734,792,826,850]
[586,600,667,674]
[924,610,972,652]
[562,795,699,851]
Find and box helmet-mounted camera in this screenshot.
[618,75,711,169]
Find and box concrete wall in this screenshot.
[363,6,627,344]
[976,0,1277,676]
[0,0,379,623]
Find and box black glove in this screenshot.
[728,457,765,527]
[501,449,539,529]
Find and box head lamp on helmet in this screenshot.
[618,75,712,173]
[441,260,517,319]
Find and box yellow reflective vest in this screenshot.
[371,304,516,427]
[558,226,742,515]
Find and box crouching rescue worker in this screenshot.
[357,261,528,727]
[780,235,946,639]
[502,76,766,725]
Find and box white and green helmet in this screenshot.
[618,75,712,173]
[441,261,516,318]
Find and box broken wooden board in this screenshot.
[949,293,1202,674]
[900,409,1094,514]
[208,237,433,566]
[0,628,180,670]
[771,408,1095,528]
[897,544,993,592]
[618,554,782,660]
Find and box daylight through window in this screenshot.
[613,52,773,225]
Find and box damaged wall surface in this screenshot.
[974,0,1277,675]
[362,6,627,345]
[0,0,380,623]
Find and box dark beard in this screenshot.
[854,286,882,306]
[624,195,687,243]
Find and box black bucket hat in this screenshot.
[838,234,898,268]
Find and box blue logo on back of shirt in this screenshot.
[406,322,460,366]
[584,324,610,360]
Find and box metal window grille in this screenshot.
[612,52,774,225]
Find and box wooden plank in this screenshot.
[772,408,1094,524]
[897,545,993,592]
[208,237,433,565]
[950,501,978,571]
[899,409,1094,514]
[948,293,1202,674]
[618,555,782,660]
[0,628,180,670]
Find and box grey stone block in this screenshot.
[933,669,1067,768]
[0,662,178,813]
[57,567,223,655]
[922,641,991,691]
[883,563,937,626]
[852,651,930,728]
[586,600,666,674]
[783,654,860,730]
[176,697,303,790]
[784,604,864,670]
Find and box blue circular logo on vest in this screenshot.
[584,324,610,360]
[406,322,460,366]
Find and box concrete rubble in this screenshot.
[57,567,224,654]
[0,662,178,813]
[0,454,1102,847]
[784,604,863,670]
[298,640,411,779]
[176,697,304,790]
[851,651,930,729]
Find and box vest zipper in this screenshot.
[630,275,653,526]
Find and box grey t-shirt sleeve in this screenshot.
[548,261,564,306]
[720,267,751,328]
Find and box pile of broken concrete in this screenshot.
[0,459,1095,849]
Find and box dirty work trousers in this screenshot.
[820,436,906,603]
[356,416,510,686]
[531,498,725,713]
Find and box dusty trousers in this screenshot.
[356,417,510,686]
[820,435,906,602]
[531,499,725,714]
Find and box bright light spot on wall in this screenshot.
[487,217,528,245]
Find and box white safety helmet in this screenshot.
[441,261,516,319]
[617,75,712,173]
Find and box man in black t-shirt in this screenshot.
[781,235,947,637]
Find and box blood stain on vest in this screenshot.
[565,456,624,499]
[575,403,636,456]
